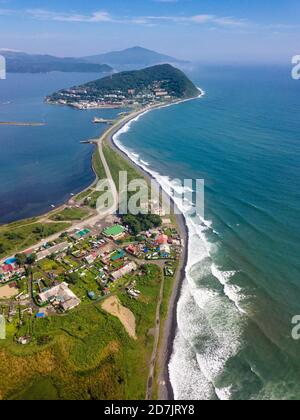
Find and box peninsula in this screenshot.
[46,63,199,109]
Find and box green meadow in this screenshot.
[0,220,71,259]
[50,208,90,222]
[0,264,162,400]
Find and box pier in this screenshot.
[93,117,115,125]
[80,139,98,145]
[0,122,46,127]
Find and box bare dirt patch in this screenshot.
[102,296,137,340]
[0,285,19,299]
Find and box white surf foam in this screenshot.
[211,264,247,314]
[169,329,217,400]
[112,91,248,400]
[174,279,244,400]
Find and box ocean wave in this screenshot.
[210,264,247,314]
[112,93,250,401]
[169,330,217,400]
[140,159,150,166]
[174,279,244,400]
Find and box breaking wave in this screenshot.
[112,96,255,401]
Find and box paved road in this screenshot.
[0,136,119,267]
[95,139,119,217]
[146,267,165,400]
[0,213,104,266]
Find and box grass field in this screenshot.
[0,264,162,400]
[92,147,106,180]
[0,221,71,259]
[50,208,89,221]
[86,191,103,209]
[74,189,93,203]
[103,142,144,191]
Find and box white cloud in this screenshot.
[189,15,216,24]
[24,8,298,33]
[212,16,247,27]
[25,8,247,27]
[26,9,113,23]
[142,14,248,27]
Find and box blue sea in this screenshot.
[0,72,121,223]
[113,65,300,400]
[1,66,300,399]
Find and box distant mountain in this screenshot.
[0,50,113,74]
[83,46,188,70]
[47,64,199,107]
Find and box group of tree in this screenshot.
[122,213,162,236]
[0,243,6,256]
[15,253,36,267]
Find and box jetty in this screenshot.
[93,117,115,125]
[0,122,46,127]
[80,139,97,145]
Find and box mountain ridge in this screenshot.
[83,46,189,70]
[0,50,113,74]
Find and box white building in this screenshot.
[38,282,80,312]
[110,262,137,282]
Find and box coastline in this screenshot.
[99,91,204,399]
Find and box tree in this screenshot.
[122,213,162,235]
[65,272,79,285]
[33,226,43,234]
[5,232,23,241]
[15,253,27,267]
[26,254,36,265]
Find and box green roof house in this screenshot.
[103,225,125,240]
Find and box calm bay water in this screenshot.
[0,66,300,399]
[0,72,120,223]
[113,65,300,400]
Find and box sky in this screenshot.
[0,0,299,64]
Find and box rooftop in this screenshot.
[103,225,125,237]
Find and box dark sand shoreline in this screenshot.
[108,134,189,400]
[100,98,200,400]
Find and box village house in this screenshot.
[36,241,70,261]
[156,234,169,245]
[126,244,140,257]
[71,228,91,241]
[0,260,25,284]
[37,282,81,312]
[159,244,171,255]
[103,225,126,241]
[110,262,138,282]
